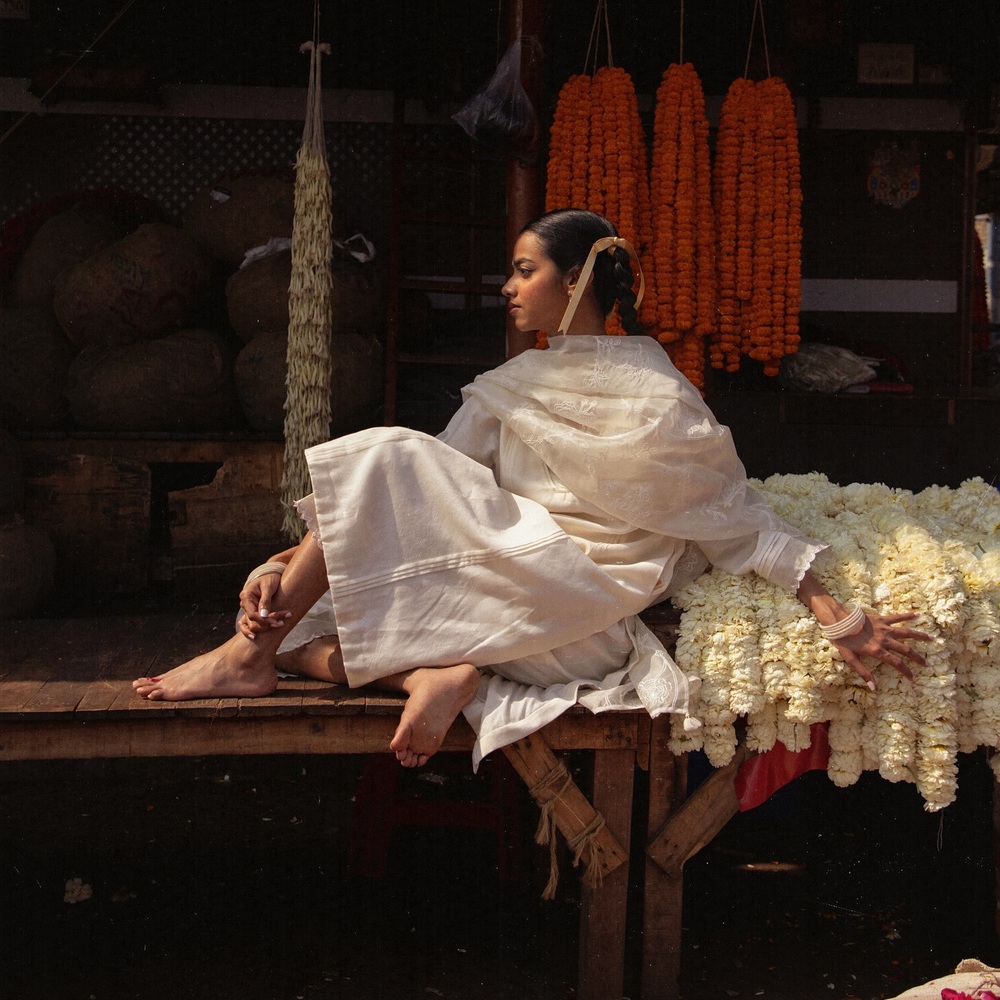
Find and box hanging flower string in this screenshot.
[542,4,801,385]
[710,73,802,375]
[648,62,716,389]
[544,54,649,344]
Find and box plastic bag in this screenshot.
[780,342,878,393]
[452,39,540,163]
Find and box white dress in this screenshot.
[281,335,826,767]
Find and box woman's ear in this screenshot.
[564,266,583,295]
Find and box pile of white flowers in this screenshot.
[669,473,1000,812]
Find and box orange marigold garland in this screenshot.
[710,74,802,376]
[750,81,776,369]
[649,62,716,389]
[710,78,748,371]
[543,64,649,342]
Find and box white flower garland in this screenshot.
[668,474,1000,812]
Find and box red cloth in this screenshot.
[734,722,831,811]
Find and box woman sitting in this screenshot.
[134,209,928,768]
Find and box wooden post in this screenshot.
[578,748,635,1000]
[994,771,1000,940]
[505,0,544,358]
[641,717,687,1000]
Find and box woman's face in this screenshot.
[501,232,573,335]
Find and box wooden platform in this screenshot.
[0,609,715,1000]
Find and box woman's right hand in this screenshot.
[238,572,291,639]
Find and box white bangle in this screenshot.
[244,561,287,586]
[820,603,866,641]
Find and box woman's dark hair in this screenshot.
[520,208,642,335]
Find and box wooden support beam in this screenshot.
[501,732,628,883]
[504,0,544,358]
[646,742,748,879]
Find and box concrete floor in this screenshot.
[0,746,996,1000]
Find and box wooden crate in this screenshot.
[18,437,286,598]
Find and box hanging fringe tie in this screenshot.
[529,759,608,900]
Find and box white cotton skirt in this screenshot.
[278,425,699,767]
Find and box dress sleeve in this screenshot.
[436,395,501,470]
[696,508,828,593]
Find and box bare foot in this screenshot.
[132,634,278,701]
[389,664,480,767]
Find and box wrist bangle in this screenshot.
[245,561,287,586]
[819,603,866,641]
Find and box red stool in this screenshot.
[348,752,525,882]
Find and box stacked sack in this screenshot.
[0,173,386,435]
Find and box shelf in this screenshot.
[397,352,506,367]
[400,212,505,229]
[400,277,504,296]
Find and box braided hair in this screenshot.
[520,209,643,336]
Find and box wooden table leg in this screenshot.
[641,718,687,1000]
[577,747,635,1000]
[994,771,1000,940]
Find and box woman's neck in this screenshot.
[560,296,607,336]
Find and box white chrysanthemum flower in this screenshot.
[670,473,1000,811]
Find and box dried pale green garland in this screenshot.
[280,36,333,541]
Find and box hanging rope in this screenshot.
[280,0,334,541]
[744,0,773,79]
[584,0,614,75]
[678,0,685,66]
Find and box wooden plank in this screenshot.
[168,452,286,589]
[21,451,150,592]
[301,681,368,715]
[0,712,468,761]
[0,616,143,716]
[18,437,284,466]
[646,742,747,878]
[537,711,645,752]
[75,615,199,714]
[126,612,238,718]
[0,617,74,682]
[641,717,687,1000]
[17,615,172,718]
[578,747,634,1000]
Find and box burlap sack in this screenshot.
[53,223,212,347]
[225,246,385,343]
[183,173,294,269]
[234,329,384,433]
[10,203,129,308]
[66,327,243,432]
[225,250,290,343]
[0,307,76,429]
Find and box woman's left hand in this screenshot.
[833,611,932,690]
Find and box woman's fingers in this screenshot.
[238,573,290,631]
[837,611,933,688]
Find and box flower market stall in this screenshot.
[2,2,1000,999]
